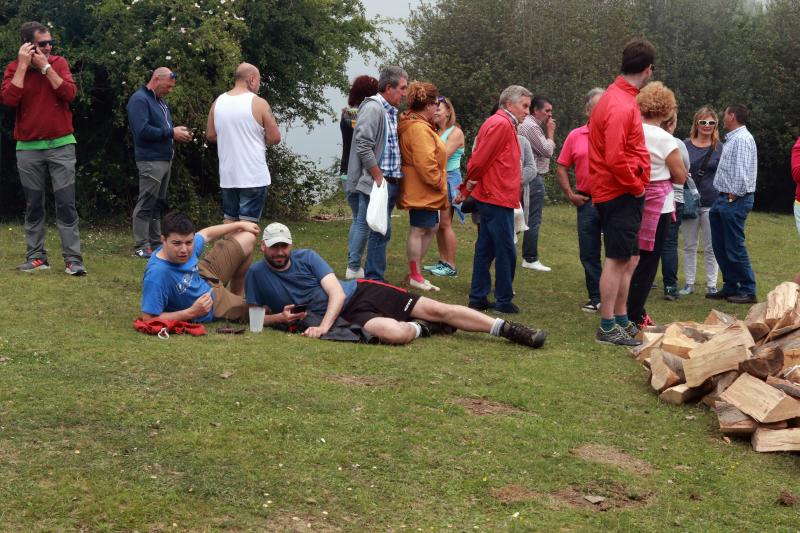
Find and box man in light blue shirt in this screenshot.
[708,104,757,304]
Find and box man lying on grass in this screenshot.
[245,223,547,348]
[140,212,260,322]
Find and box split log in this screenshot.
[784,366,800,383]
[720,373,800,423]
[684,345,750,387]
[687,321,754,360]
[766,375,800,399]
[659,383,705,405]
[631,331,664,362]
[701,370,740,407]
[752,428,800,452]
[765,281,799,327]
[661,324,701,358]
[766,310,800,342]
[661,350,686,381]
[650,350,681,393]
[744,302,770,341]
[705,309,737,327]
[739,345,784,379]
[780,338,800,369]
[714,401,758,435]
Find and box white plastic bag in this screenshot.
[513,206,528,234]
[366,179,389,235]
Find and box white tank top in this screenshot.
[214,92,270,188]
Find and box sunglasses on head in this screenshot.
[36,39,55,48]
[437,96,447,103]
[698,119,716,126]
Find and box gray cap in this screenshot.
[262,222,292,247]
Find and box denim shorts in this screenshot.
[446,169,465,223]
[409,209,439,228]
[222,186,268,222]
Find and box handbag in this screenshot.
[366,179,389,235]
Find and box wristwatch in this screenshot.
[41,64,51,75]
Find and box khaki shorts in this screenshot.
[198,238,249,322]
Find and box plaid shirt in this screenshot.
[518,115,555,174]
[714,125,757,196]
[377,94,402,178]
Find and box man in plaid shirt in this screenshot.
[708,104,758,304]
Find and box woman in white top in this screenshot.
[627,81,687,328]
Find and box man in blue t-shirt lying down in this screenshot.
[246,223,547,348]
[140,212,260,322]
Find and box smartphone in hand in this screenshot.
[292,304,307,313]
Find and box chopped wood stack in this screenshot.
[633,281,800,453]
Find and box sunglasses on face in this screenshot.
[698,119,716,126]
[36,40,55,48]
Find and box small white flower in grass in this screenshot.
[512,512,520,518]
[322,511,328,516]
[320,437,325,443]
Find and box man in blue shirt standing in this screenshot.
[127,67,194,259]
[246,223,547,348]
[707,104,758,304]
[140,212,259,323]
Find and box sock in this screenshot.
[410,322,422,339]
[600,317,616,332]
[408,261,424,282]
[615,314,630,327]
[490,318,505,336]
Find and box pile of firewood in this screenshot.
[633,281,800,453]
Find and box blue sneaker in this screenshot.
[423,260,445,272]
[430,262,457,277]
[678,284,694,296]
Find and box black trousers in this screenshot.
[627,213,671,324]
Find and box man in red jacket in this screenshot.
[589,39,655,346]
[457,85,532,314]
[1,21,84,275]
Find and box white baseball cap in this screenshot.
[262,222,292,247]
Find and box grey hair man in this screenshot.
[455,84,532,314]
[127,67,194,259]
[206,62,280,229]
[343,65,408,282]
[2,21,85,275]
[555,87,605,312]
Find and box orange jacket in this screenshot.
[397,111,448,210]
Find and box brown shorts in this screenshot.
[198,238,249,322]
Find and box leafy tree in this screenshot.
[0,0,378,222]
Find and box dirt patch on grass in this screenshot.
[265,513,341,532]
[326,374,396,387]
[492,484,542,503]
[452,397,530,416]
[571,444,654,475]
[552,481,652,512]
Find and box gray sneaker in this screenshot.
[65,260,87,276]
[16,258,50,272]
[595,324,641,346]
[622,321,640,339]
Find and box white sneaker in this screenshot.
[345,267,364,279]
[521,260,551,272]
[408,277,440,291]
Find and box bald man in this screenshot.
[127,67,193,258]
[206,63,280,226]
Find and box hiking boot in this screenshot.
[414,319,457,336]
[16,258,50,272]
[663,286,679,301]
[595,324,641,346]
[581,300,600,313]
[430,262,457,277]
[501,321,547,348]
[65,260,87,276]
[133,247,152,259]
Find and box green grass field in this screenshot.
[1,204,798,531]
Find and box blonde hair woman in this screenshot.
[679,106,722,296]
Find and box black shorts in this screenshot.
[595,193,644,259]
[340,280,421,326]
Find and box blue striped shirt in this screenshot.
[714,126,757,196]
[377,94,402,178]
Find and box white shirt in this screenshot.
[214,92,270,188]
[643,123,678,213]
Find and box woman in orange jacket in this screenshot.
[397,81,448,291]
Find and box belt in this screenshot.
[384,177,400,185]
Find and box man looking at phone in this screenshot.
[140,212,259,323]
[127,67,193,259]
[246,223,547,348]
[206,62,280,226]
[518,95,556,272]
[1,21,86,275]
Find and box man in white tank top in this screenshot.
[207,63,281,225]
